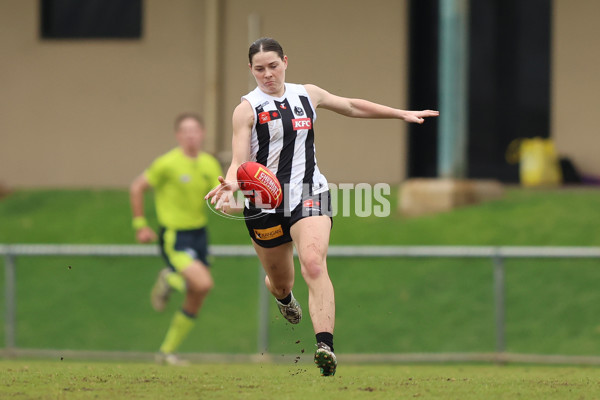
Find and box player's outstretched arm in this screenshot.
[304,84,439,124]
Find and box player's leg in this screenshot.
[252,241,302,323]
[245,208,301,324]
[158,260,212,363]
[252,240,294,299]
[290,215,334,333]
[151,228,186,312]
[151,268,185,312]
[157,228,213,364]
[180,260,214,315]
[290,215,336,376]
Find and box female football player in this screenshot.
[206,38,438,376]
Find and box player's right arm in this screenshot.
[205,100,253,210]
[304,84,439,123]
[130,174,157,243]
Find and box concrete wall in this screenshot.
[0,0,409,188]
[552,0,600,176]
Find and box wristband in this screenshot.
[132,216,148,230]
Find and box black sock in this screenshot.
[277,293,292,305]
[316,332,334,352]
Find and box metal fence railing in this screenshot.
[2,244,600,363]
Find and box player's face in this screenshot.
[175,118,204,152]
[250,51,288,97]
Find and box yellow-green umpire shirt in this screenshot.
[145,148,222,230]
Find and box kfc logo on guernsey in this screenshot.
[292,118,312,130]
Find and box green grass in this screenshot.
[1,188,600,356]
[1,360,600,399]
[9,256,258,353]
[1,188,599,246]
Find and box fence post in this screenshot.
[493,255,506,353]
[257,263,269,354]
[4,253,16,352]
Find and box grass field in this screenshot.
[2,360,600,399]
[1,188,600,246]
[1,188,600,356]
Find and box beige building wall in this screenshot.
[0,0,409,188]
[6,1,597,187]
[552,0,600,176]
[0,0,207,187]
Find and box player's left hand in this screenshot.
[403,110,439,124]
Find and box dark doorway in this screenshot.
[407,0,552,182]
[407,0,440,179]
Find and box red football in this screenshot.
[237,162,282,209]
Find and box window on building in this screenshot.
[40,0,142,39]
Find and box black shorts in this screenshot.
[158,227,210,271]
[244,190,333,248]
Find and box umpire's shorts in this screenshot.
[158,227,210,272]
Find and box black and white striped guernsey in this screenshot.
[242,83,329,213]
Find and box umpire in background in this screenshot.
[130,112,222,365]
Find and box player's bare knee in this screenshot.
[274,286,292,299]
[266,278,292,297]
[300,258,326,281]
[186,274,213,295]
[201,275,214,293]
[202,276,214,293]
[188,280,212,297]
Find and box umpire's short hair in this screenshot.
[174,112,204,131]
